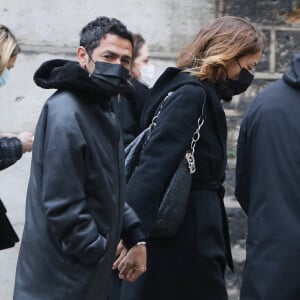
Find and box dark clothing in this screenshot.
[14,59,144,300]
[120,68,232,300]
[0,137,22,250]
[0,199,19,249]
[0,137,22,170]
[111,80,149,300]
[113,79,149,147]
[235,53,300,300]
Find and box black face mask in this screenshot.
[90,61,131,98]
[217,68,254,102]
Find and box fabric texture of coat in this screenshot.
[235,53,300,300]
[0,137,22,250]
[120,67,233,300]
[0,136,22,170]
[13,59,144,300]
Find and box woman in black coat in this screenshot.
[119,16,265,300]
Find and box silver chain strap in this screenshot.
[149,91,205,174]
[149,92,173,129]
[185,116,205,174]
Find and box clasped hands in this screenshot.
[113,240,147,282]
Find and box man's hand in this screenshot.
[17,132,34,153]
[117,243,147,282]
[0,132,17,138]
[113,240,128,270]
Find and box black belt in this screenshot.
[194,181,222,191]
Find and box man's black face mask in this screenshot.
[90,61,131,98]
[218,68,254,102]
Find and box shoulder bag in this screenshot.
[125,90,206,238]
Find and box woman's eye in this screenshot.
[248,66,256,74]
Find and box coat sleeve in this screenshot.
[235,117,250,214]
[121,202,145,249]
[41,104,107,265]
[126,84,206,237]
[0,137,22,170]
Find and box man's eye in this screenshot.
[122,59,131,66]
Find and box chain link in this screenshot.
[148,91,206,174]
[191,117,205,155]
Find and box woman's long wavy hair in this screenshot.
[177,16,265,82]
[0,25,21,75]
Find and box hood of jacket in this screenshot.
[283,53,300,88]
[140,67,204,128]
[34,59,111,105]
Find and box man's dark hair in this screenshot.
[79,16,133,56]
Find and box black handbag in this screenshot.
[125,91,206,238]
[0,198,19,250]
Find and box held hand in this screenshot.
[115,240,126,256]
[0,132,17,138]
[118,243,147,282]
[112,240,128,270]
[17,132,34,153]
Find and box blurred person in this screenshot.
[235,52,300,300]
[131,33,154,87]
[13,16,146,300]
[0,24,33,251]
[119,16,265,300]
[0,24,33,171]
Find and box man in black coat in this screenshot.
[13,17,146,300]
[235,52,300,300]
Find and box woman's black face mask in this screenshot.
[217,68,254,102]
[90,61,131,97]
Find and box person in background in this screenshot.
[113,33,152,147]
[13,16,146,300]
[131,33,154,88]
[0,25,33,251]
[235,52,300,300]
[119,16,265,300]
[0,25,33,170]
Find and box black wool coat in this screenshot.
[13,60,144,300]
[120,68,233,300]
[236,53,300,300]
